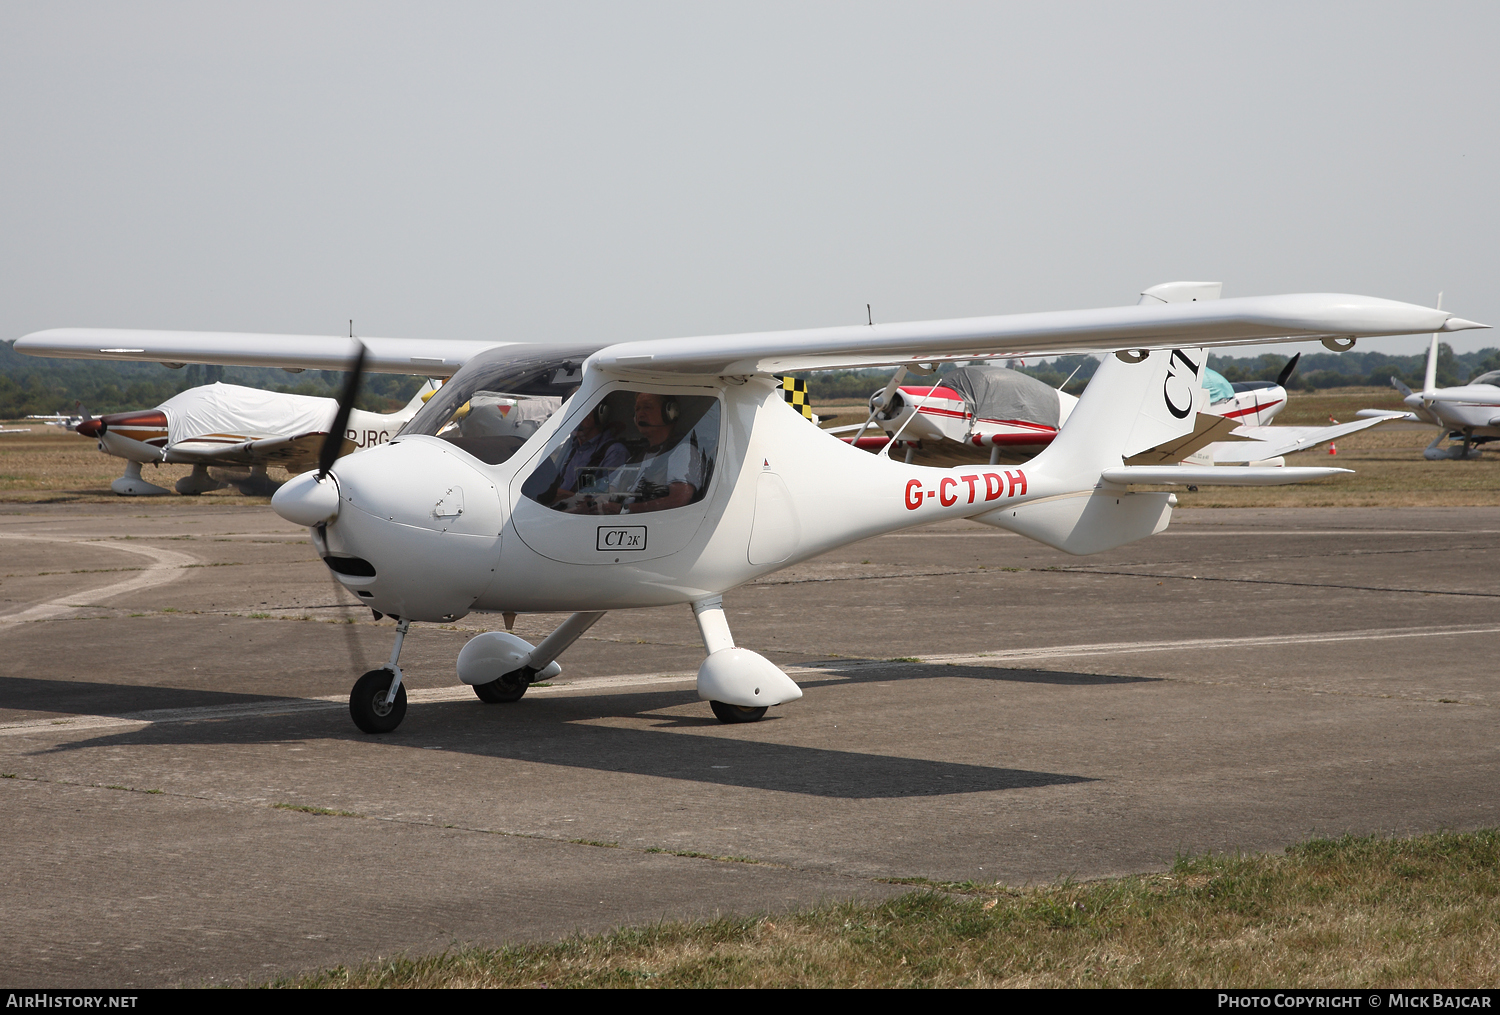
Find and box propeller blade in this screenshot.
[318,342,367,480]
[1276,352,1301,388]
[847,366,909,449]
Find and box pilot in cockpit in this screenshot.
[570,392,706,515]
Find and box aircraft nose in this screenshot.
[314,436,505,622]
[75,418,102,438]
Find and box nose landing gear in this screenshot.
[349,618,411,734]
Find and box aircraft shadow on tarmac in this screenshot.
[14,671,1126,799]
[798,660,1162,688]
[0,675,303,719]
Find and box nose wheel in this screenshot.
[349,617,411,734]
[350,668,407,733]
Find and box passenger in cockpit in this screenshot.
[536,401,629,508]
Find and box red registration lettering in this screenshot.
[904,479,923,511]
[984,472,1004,501]
[1005,470,1028,497]
[939,477,958,507]
[961,474,979,504]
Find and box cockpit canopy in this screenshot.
[400,343,601,464]
[1471,370,1500,388]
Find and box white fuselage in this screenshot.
[313,374,1115,622]
[1406,385,1500,436]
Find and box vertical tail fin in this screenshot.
[1423,293,1442,396]
[1034,347,1208,481]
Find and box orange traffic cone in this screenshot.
[1328,415,1338,455]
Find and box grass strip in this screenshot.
[274,829,1500,988]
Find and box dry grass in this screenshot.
[0,425,272,503]
[277,830,1500,989]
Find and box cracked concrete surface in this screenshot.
[0,503,1495,985]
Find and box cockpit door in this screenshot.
[508,382,726,565]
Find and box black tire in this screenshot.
[709,700,768,724]
[350,668,407,733]
[473,671,528,704]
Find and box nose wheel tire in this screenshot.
[350,668,407,733]
[473,671,528,704]
[709,700,767,724]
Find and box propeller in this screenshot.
[318,341,367,480]
[847,366,910,449]
[1275,353,1301,389]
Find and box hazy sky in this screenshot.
[2,2,1496,361]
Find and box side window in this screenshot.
[521,390,720,515]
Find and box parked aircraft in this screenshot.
[1356,333,1500,459]
[16,289,1482,732]
[73,379,438,495]
[24,409,86,430]
[840,284,1388,467]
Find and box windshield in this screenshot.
[401,343,602,464]
[1471,370,1500,387]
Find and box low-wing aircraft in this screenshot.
[70,380,439,495]
[1356,332,1500,459]
[25,409,87,430]
[839,284,1390,467]
[16,289,1484,732]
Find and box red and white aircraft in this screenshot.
[842,283,1392,467]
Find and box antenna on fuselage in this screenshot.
[867,304,873,327]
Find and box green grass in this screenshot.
[271,802,364,818]
[273,830,1500,988]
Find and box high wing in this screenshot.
[14,294,1484,379]
[12,329,504,377]
[590,294,1485,376]
[1208,417,1393,464]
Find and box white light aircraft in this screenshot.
[843,284,1392,467]
[16,290,1484,732]
[1356,332,1500,459]
[70,380,439,496]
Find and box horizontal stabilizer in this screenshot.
[1101,466,1351,486]
[1210,417,1393,463]
[1355,409,1416,421]
[1124,413,1247,466]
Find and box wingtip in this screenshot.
[1441,317,1490,332]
